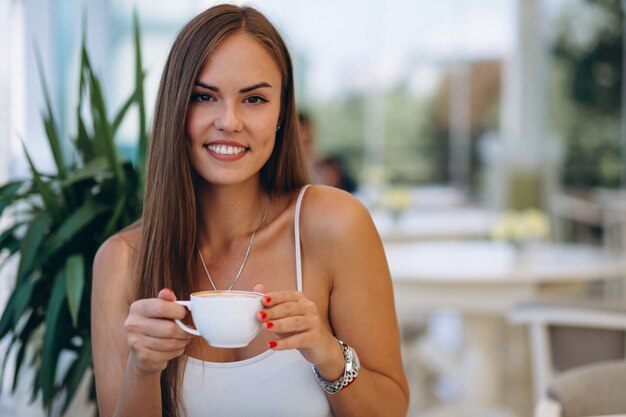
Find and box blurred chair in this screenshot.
[509,298,626,416]
[549,188,626,302]
[548,191,602,244]
[535,359,626,417]
[550,188,626,253]
[595,188,626,255]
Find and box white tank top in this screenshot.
[181,185,333,417]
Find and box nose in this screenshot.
[214,101,243,132]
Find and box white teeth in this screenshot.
[207,144,246,155]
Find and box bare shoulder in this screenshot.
[94,225,140,273]
[93,225,141,303]
[299,185,377,244]
[298,185,383,275]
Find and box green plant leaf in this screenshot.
[12,275,38,328]
[0,334,18,393]
[60,157,110,187]
[74,33,91,161]
[64,255,84,328]
[16,213,52,286]
[87,64,124,187]
[62,340,91,413]
[112,91,137,135]
[0,180,26,217]
[44,199,108,258]
[12,338,28,392]
[0,221,24,255]
[43,115,68,180]
[133,10,148,188]
[21,141,63,221]
[74,110,94,162]
[0,294,16,341]
[40,272,67,407]
[35,46,67,180]
[103,193,126,238]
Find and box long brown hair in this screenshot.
[135,4,308,416]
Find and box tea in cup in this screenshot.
[175,290,263,348]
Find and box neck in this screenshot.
[196,182,270,246]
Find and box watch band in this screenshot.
[312,339,361,394]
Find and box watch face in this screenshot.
[349,347,360,372]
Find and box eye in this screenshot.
[244,95,268,105]
[191,93,215,103]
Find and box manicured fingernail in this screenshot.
[164,288,173,292]
[260,311,267,319]
[264,321,274,329]
[265,296,272,303]
[269,341,277,349]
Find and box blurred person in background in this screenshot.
[298,110,356,192]
[298,110,325,183]
[91,4,408,417]
[319,155,357,193]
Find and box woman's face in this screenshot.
[186,32,282,188]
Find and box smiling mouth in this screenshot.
[204,144,249,155]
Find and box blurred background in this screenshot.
[1,0,626,416]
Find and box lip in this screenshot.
[203,140,249,161]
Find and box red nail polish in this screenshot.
[265,321,274,329]
[265,296,272,303]
[269,341,277,349]
[260,311,267,319]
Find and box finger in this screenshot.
[262,315,313,334]
[258,301,304,321]
[137,334,192,353]
[253,283,267,294]
[262,290,302,307]
[260,296,317,321]
[131,298,187,320]
[126,316,191,340]
[148,318,193,340]
[158,288,177,301]
[268,332,314,351]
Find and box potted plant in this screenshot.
[0,15,147,414]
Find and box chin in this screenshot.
[195,172,260,188]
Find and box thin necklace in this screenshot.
[197,198,271,291]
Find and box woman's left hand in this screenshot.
[252,284,343,374]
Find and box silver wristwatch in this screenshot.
[312,339,361,394]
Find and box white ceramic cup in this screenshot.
[174,290,263,348]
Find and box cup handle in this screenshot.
[174,301,200,336]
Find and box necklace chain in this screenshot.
[197,198,271,291]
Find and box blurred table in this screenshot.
[356,185,468,210]
[386,240,626,416]
[372,207,499,242]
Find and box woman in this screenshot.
[91,4,409,417]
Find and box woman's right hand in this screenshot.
[124,288,192,374]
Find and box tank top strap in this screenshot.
[294,184,312,292]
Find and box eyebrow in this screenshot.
[193,81,272,93]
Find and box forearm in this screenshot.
[112,356,163,417]
[327,367,409,417]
